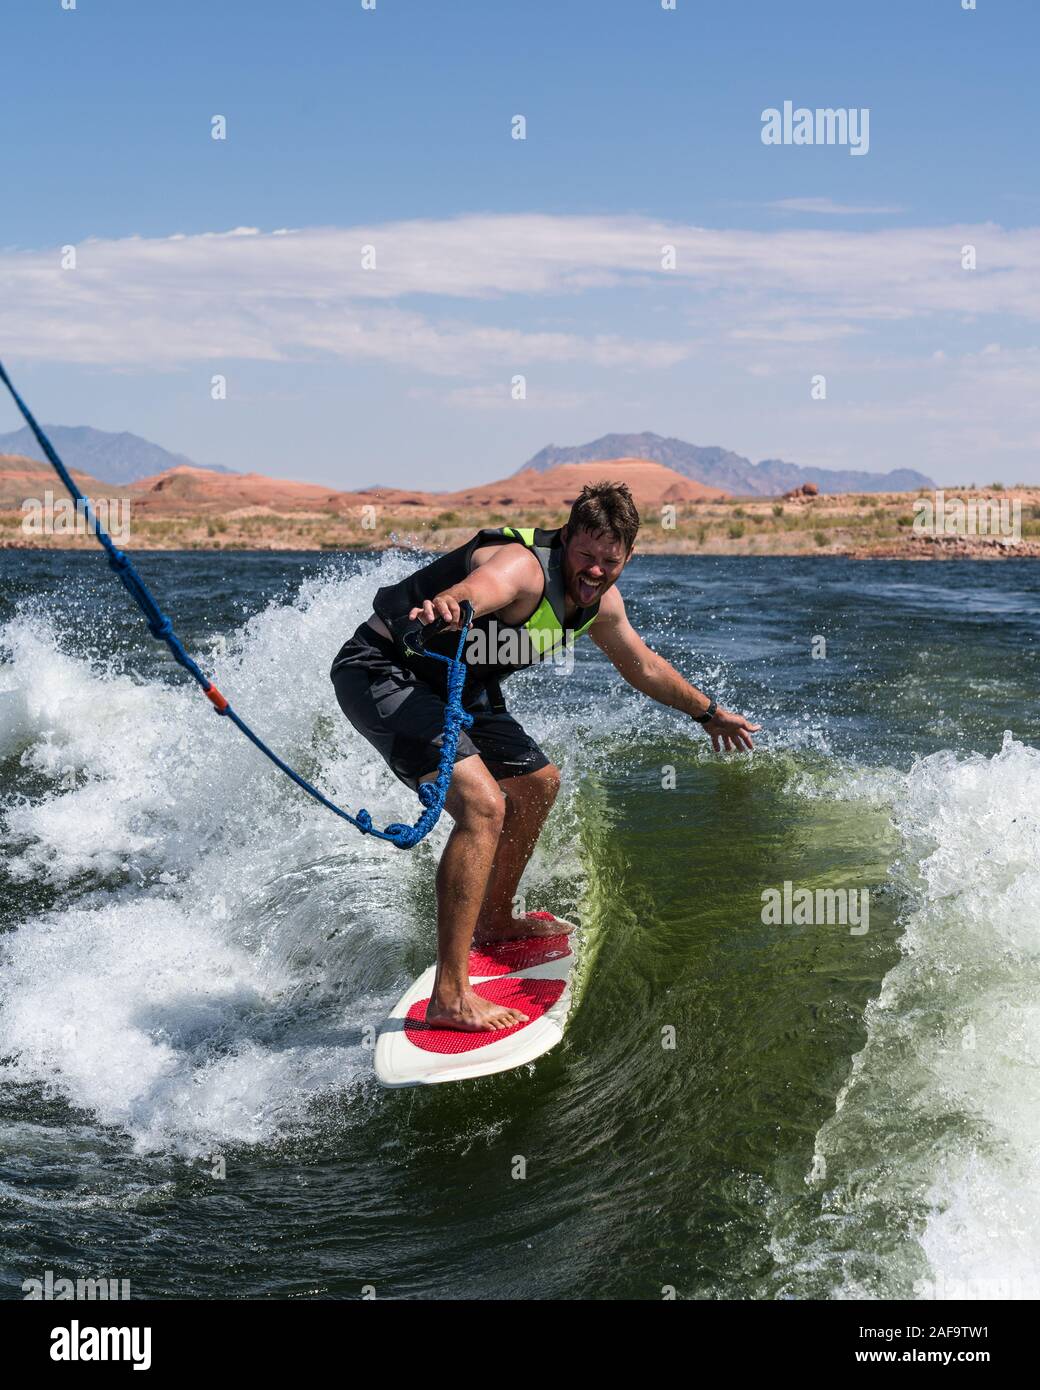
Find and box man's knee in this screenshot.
[536,763,562,803]
[503,763,561,812]
[449,767,506,834]
[463,787,506,834]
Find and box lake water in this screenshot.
[1,549,1038,1299]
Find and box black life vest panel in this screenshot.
[372,526,599,692]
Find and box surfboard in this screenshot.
[374,917,578,1087]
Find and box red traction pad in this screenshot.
[467,932,571,978]
[404,977,567,1054]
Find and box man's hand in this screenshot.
[701,707,761,753]
[408,595,466,630]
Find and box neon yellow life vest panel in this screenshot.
[500,525,599,658]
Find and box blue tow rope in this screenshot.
[0,360,473,849]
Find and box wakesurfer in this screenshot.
[331,482,760,1032]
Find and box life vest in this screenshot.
[498,526,599,655]
[372,524,600,687]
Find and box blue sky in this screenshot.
[2,0,1038,487]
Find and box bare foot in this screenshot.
[474,911,575,945]
[426,988,529,1032]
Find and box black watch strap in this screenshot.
[694,699,718,725]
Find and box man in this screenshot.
[331,482,759,1032]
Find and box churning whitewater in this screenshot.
[0,555,592,1156]
[1,552,1038,1299]
[783,733,1040,1301]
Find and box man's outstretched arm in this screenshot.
[589,587,761,752]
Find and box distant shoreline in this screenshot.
[4,544,1037,562]
[3,489,1039,561]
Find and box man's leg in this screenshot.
[474,764,562,942]
[425,756,531,1031]
[332,645,528,1030]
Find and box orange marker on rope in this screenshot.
[205,684,229,713]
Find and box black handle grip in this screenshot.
[401,600,473,658]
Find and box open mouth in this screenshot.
[576,575,602,604]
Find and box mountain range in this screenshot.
[0,425,231,488]
[521,433,935,496]
[0,423,936,496]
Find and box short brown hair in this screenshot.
[566,482,640,552]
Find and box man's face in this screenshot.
[561,527,631,608]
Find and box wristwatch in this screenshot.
[694,699,718,725]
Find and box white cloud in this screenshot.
[1,214,1038,374]
[768,197,905,215]
[728,321,864,344]
[410,382,589,411]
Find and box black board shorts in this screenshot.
[330,622,551,791]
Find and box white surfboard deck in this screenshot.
[374,923,578,1087]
